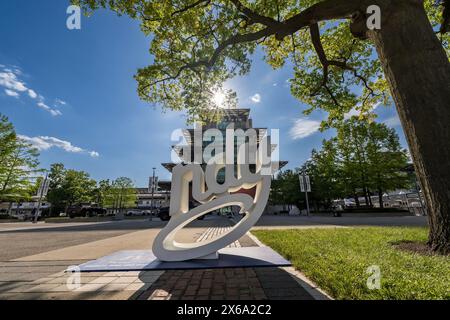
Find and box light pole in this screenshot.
[151,167,156,215]
[415,178,426,216]
[34,174,49,224]
[299,174,311,216]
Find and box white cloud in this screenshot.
[250,93,261,103]
[344,102,382,120]
[28,89,37,99]
[18,135,99,158]
[284,79,291,88]
[37,102,62,117]
[344,108,360,120]
[0,71,28,92]
[55,98,67,106]
[13,67,22,75]
[372,101,382,109]
[0,65,63,117]
[289,118,321,140]
[5,89,19,98]
[49,109,63,117]
[37,102,49,109]
[384,115,401,127]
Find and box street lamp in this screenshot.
[298,173,311,216]
[151,167,156,215]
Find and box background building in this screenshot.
[135,181,171,210]
[160,107,287,211]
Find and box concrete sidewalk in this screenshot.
[0,223,326,300]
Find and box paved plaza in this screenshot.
[0,215,427,300]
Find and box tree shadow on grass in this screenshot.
[390,240,448,256]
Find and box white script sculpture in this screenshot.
[152,151,272,262]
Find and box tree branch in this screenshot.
[148,27,275,89]
[309,23,375,104]
[276,0,369,40]
[146,0,376,100]
[171,0,211,17]
[229,0,280,27]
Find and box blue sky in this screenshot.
[0,0,407,187]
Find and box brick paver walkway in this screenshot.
[0,260,164,300]
[0,264,314,300]
[134,227,314,300]
[137,268,265,300]
[136,267,313,300]
[0,225,318,300]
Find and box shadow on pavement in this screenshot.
[134,267,314,300]
[0,220,167,234]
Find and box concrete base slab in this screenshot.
[76,247,291,272]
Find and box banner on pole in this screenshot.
[37,178,50,197]
[299,175,311,193]
[149,177,159,193]
[304,175,311,192]
[299,175,305,192]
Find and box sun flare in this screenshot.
[212,90,226,109]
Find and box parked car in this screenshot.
[126,209,145,216]
[157,207,171,221]
[157,201,205,221]
[68,205,106,218]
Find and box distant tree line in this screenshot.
[47,164,137,216]
[270,119,412,211]
[94,177,137,214]
[0,113,136,216]
[0,114,41,205]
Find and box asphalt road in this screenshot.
[0,220,163,261]
[0,215,428,261]
[0,216,234,261]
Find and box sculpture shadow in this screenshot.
[133,265,316,300]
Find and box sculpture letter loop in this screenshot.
[153,140,274,262]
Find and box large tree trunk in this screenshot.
[368,0,450,254]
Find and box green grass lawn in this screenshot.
[252,227,449,300]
